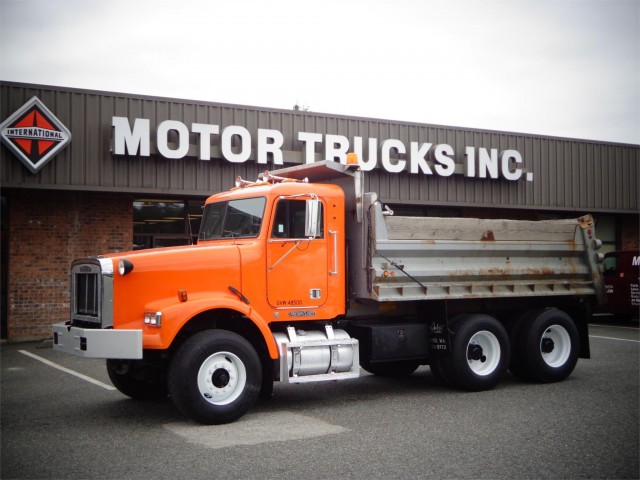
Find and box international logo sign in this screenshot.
[0,96,71,174]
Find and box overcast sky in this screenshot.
[1,0,638,144]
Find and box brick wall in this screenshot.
[6,190,132,340]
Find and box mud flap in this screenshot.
[571,300,592,359]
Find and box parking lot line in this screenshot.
[18,350,116,391]
[590,323,639,331]
[589,335,640,343]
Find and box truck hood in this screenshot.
[103,243,242,327]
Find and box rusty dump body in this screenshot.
[362,201,603,304]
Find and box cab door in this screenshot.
[267,198,328,310]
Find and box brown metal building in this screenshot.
[1,81,638,340]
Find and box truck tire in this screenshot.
[438,314,510,391]
[106,359,168,401]
[510,308,579,383]
[167,330,262,425]
[360,360,420,377]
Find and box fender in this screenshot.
[141,292,279,359]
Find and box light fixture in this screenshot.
[144,311,162,327]
[118,259,134,276]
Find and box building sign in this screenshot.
[112,117,534,182]
[1,97,72,174]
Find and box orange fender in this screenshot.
[142,293,278,359]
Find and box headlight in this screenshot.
[118,259,134,276]
[144,311,162,327]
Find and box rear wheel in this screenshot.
[168,330,261,424]
[438,314,510,391]
[510,308,579,383]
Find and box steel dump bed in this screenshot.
[362,196,603,303]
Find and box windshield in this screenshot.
[198,197,266,240]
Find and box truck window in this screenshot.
[199,197,266,240]
[271,199,324,239]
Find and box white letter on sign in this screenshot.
[192,123,220,160]
[464,146,476,178]
[257,129,284,165]
[410,142,433,174]
[500,149,523,181]
[221,126,251,163]
[478,148,499,179]
[381,139,406,173]
[325,134,349,164]
[157,120,189,159]
[352,137,378,171]
[433,144,455,177]
[112,117,150,156]
[298,132,323,164]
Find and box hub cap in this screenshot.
[197,352,247,405]
[540,325,571,368]
[466,330,501,376]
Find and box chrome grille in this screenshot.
[75,272,99,317]
[70,258,113,328]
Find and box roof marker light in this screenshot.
[346,152,359,165]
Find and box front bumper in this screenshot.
[52,322,143,359]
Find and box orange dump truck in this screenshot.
[53,158,604,424]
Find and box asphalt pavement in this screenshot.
[1,317,638,479]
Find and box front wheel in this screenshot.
[438,314,510,391]
[168,330,262,425]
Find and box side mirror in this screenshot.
[304,199,321,238]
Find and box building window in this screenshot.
[133,199,204,249]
